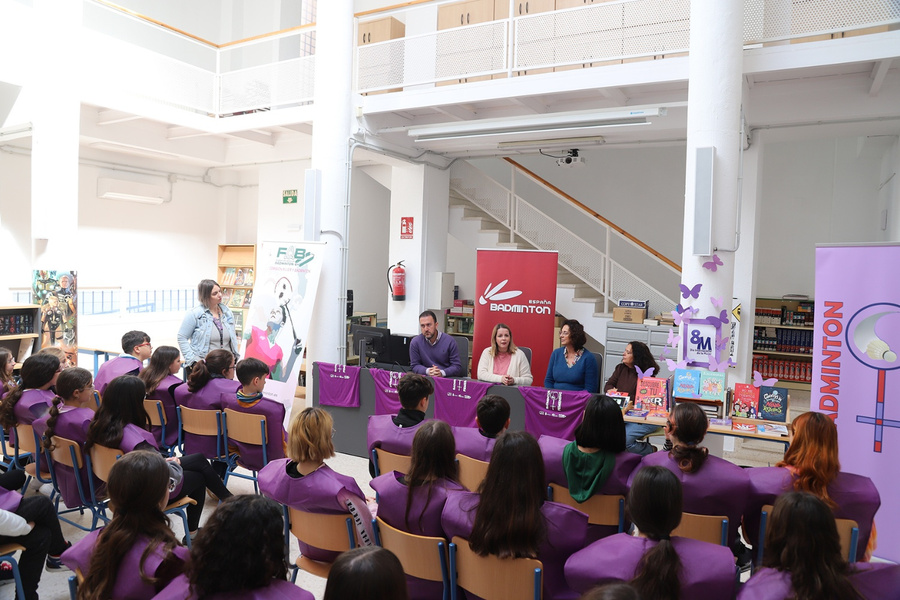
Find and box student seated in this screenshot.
[220,357,286,470]
[442,431,588,600]
[539,395,641,541]
[323,547,410,600]
[744,411,879,562]
[138,346,186,448]
[371,420,464,599]
[258,407,374,562]
[366,373,433,476]
[451,394,510,462]
[62,451,188,600]
[94,330,152,397]
[153,495,315,600]
[565,466,737,600]
[0,353,60,432]
[629,402,751,570]
[0,347,17,397]
[738,491,900,600]
[35,368,97,510]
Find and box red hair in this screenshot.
[777,412,840,507]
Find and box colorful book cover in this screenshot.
[635,377,668,418]
[223,267,236,285]
[606,390,630,408]
[757,422,789,436]
[757,386,789,422]
[229,289,246,308]
[625,409,649,418]
[221,288,233,305]
[709,418,733,428]
[234,269,246,286]
[243,268,254,286]
[731,383,760,419]
[242,290,253,308]
[698,371,726,402]
[673,369,700,398]
[732,419,756,433]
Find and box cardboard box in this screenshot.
[613,307,647,323]
[618,299,650,310]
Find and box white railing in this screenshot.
[450,160,679,315]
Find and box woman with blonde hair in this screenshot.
[258,407,374,561]
[476,323,533,386]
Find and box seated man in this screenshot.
[366,373,433,476]
[452,394,510,462]
[93,330,152,397]
[409,310,462,378]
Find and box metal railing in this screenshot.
[450,160,679,314]
[12,288,196,315]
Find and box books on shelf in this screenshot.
[242,290,253,308]
[243,268,254,286]
[732,419,757,433]
[757,385,789,422]
[635,377,668,418]
[699,371,726,403]
[222,268,236,285]
[625,409,649,418]
[731,383,760,419]
[229,290,246,308]
[221,288,233,305]
[673,369,700,398]
[757,422,789,436]
[606,390,630,409]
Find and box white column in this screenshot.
[31,0,82,266]
[306,1,353,388]
[681,0,744,371]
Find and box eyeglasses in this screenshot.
[664,420,675,430]
[137,342,152,349]
[226,365,236,372]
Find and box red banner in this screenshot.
[473,249,558,384]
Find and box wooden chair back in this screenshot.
[373,447,411,476]
[224,408,267,445]
[178,406,221,436]
[49,436,84,470]
[144,399,166,426]
[672,512,728,546]
[14,424,37,454]
[759,504,859,562]
[456,454,489,492]
[450,536,542,600]
[547,483,625,530]
[288,507,356,578]
[375,516,448,584]
[87,445,123,482]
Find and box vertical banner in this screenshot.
[473,249,558,384]
[813,244,900,562]
[32,270,78,367]
[241,242,324,422]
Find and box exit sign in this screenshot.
[283,189,298,204]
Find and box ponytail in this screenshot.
[41,397,65,451]
[187,349,232,393]
[631,538,682,600]
[669,444,708,474]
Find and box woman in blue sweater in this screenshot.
[544,319,598,392]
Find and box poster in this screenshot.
[32,270,78,367]
[813,244,900,562]
[473,249,558,384]
[240,242,324,420]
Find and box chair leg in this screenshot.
[7,555,25,600]
[67,574,78,600]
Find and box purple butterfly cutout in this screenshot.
[661,346,673,357]
[680,283,702,300]
[711,296,724,310]
[707,354,732,373]
[702,254,724,272]
[667,329,680,347]
[753,370,778,388]
[710,310,729,326]
[666,358,688,371]
[635,366,655,381]
[672,310,690,327]
[716,334,729,351]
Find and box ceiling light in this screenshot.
[497,135,606,149]
[90,142,181,161]
[98,177,170,205]
[0,122,32,143]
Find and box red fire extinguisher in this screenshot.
[387,261,406,301]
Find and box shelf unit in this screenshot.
[446,313,474,338]
[346,312,378,363]
[0,305,41,365]
[217,244,256,339]
[753,297,814,390]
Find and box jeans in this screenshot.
[170,453,233,531]
[625,422,662,456]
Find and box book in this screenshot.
[242,290,253,308]
[698,371,726,403]
[709,418,733,428]
[221,288,233,305]
[732,421,757,433]
[731,383,760,419]
[234,269,246,286]
[625,409,649,418]
[222,267,236,285]
[673,369,700,398]
[757,423,789,436]
[757,386,789,422]
[243,268,254,286]
[635,377,668,418]
[229,289,246,308]
[606,390,630,409]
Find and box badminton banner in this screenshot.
[473,249,558,385]
[813,244,900,562]
[242,241,325,423]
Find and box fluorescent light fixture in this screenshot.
[497,135,607,149]
[0,122,32,143]
[408,107,666,144]
[98,178,169,205]
[90,142,180,161]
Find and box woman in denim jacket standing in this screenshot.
[177,279,239,371]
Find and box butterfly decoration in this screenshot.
[667,329,680,347]
[710,296,724,310]
[709,310,730,327]
[661,346,674,357]
[635,365,655,381]
[672,310,690,327]
[702,254,724,272]
[708,354,732,373]
[753,370,778,388]
[680,283,702,300]
[716,334,729,351]
[666,358,688,371]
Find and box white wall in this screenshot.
[257,161,308,243]
[348,167,391,321]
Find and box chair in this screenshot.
[88,444,197,548]
[144,399,174,456]
[67,568,85,600]
[222,408,269,492]
[13,424,53,492]
[672,512,728,546]
[519,346,533,367]
[0,425,15,471]
[287,506,356,581]
[373,516,450,600]
[547,483,625,532]
[451,335,470,375]
[757,504,859,566]
[449,536,542,600]
[591,352,604,392]
[177,406,227,464]
[46,435,107,531]
[371,447,412,477]
[456,454,489,492]
[0,543,27,600]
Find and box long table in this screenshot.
[622,414,791,451]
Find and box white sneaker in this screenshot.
[38,483,54,497]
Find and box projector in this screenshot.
[556,155,585,167]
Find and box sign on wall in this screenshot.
[283,189,298,204]
[32,270,78,368]
[400,217,414,240]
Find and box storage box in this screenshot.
[618,299,650,310]
[613,307,647,323]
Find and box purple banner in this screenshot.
[433,378,493,427]
[317,363,361,408]
[814,244,900,562]
[519,386,590,441]
[370,368,405,415]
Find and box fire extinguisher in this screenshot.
[387,261,406,301]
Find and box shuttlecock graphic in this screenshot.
[866,338,897,362]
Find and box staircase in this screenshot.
[447,160,680,344]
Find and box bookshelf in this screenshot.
[217,244,256,339]
[753,297,814,391]
[0,305,41,365]
[446,314,474,338]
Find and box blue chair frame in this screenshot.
[0,543,27,600]
[176,406,228,466]
[448,540,541,600]
[222,409,268,493]
[373,517,450,600]
[144,399,175,456]
[755,505,859,570]
[13,425,54,493]
[283,505,355,582]
[45,438,108,532]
